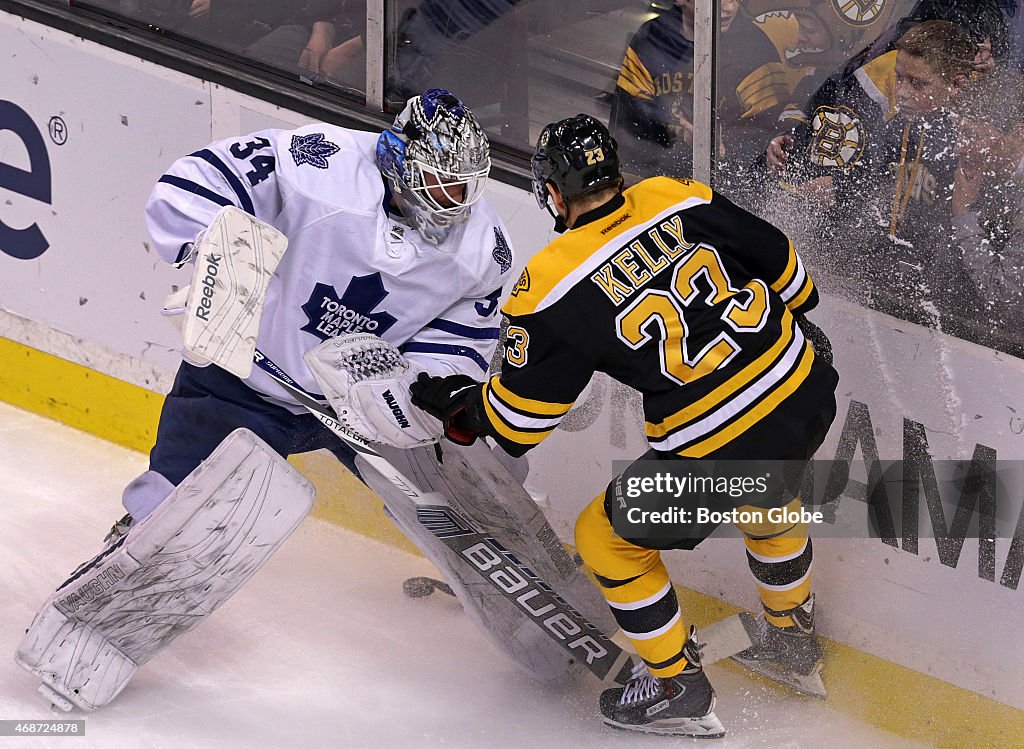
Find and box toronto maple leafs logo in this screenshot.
[301,275,397,341]
[492,227,512,274]
[290,133,340,169]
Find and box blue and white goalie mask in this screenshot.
[376,89,491,245]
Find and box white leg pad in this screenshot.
[15,428,315,711]
[360,441,621,683]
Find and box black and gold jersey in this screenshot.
[610,5,806,170]
[483,176,837,459]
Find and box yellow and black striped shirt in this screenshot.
[483,176,837,458]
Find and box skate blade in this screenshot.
[603,710,726,739]
[730,655,828,699]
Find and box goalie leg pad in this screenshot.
[15,428,315,711]
[358,441,621,683]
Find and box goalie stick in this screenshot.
[249,348,755,682]
[252,348,636,684]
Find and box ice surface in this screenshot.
[0,402,926,748]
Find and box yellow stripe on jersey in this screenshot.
[502,177,713,318]
[488,376,574,417]
[788,274,815,311]
[679,342,814,457]
[645,309,795,439]
[769,240,798,294]
[858,50,899,120]
[735,62,807,119]
[643,313,794,442]
[481,381,556,446]
[617,47,655,100]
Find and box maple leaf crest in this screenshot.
[301,275,397,341]
[290,133,341,169]
[492,227,512,274]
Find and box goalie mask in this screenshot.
[376,89,491,245]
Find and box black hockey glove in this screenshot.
[796,315,833,367]
[409,373,487,446]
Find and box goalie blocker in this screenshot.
[15,429,315,711]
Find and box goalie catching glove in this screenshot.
[409,373,487,446]
[303,333,442,449]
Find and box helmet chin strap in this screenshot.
[541,184,571,234]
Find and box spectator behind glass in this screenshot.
[745,0,919,163]
[950,39,1024,355]
[244,0,366,89]
[767,21,982,334]
[386,0,528,106]
[113,0,367,91]
[608,0,805,197]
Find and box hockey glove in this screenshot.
[304,334,442,449]
[796,315,833,367]
[409,373,486,446]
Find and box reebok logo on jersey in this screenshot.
[194,253,222,321]
[600,213,631,235]
[382,389,411,428]
[301,275,397,341]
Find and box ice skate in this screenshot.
[599,626,725,738]
[731,595,826,698]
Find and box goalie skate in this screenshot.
[15,429,315,711]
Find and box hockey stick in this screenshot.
[251,348,639,685]
[251,349,756,677]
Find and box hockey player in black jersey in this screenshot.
[411,115,839,737]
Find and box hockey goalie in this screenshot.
[15,89,626,710]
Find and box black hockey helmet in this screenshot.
[530,114,621,218]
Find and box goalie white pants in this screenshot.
[357,440,621,683]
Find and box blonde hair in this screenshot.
[895,20,976,83]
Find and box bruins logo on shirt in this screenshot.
[809,105,865,170]
[831,0,887,26]
[510,268,531,297]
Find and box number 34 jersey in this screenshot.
[487,177,838,458]
[145,124,513,413]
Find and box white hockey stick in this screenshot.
[250,349,755,681]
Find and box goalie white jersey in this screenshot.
[146,124,513,412]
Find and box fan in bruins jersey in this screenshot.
[769,20,987,332]
[609,0,808,193]
[411,115,838,737]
